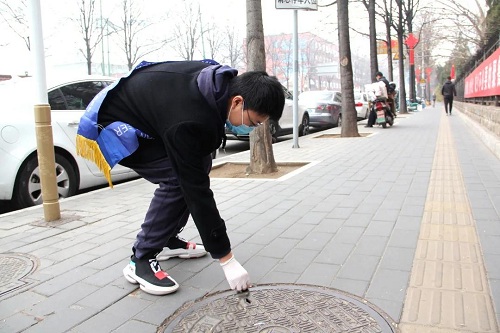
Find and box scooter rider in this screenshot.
[365,74,388,127]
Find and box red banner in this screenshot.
[464,47,500,98]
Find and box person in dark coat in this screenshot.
[76,60,285,295]
[441,76,457,115]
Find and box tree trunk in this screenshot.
[368,0,378,79]
[246,0,266,71]
[246,0,277,174]
[397,0,408,113]
[338,0,359,138]
[386,19,393,81]
[246,120,278,174]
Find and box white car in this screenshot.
[0,76,138,209]
[354,91,370,120]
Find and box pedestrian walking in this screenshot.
[76,59,285,295]
[441,76,457,115]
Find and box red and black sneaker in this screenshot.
[156,236,207,261]
[123,255,179,295]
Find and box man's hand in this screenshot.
[220,254,250,291]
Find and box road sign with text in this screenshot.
[276,0,318,10]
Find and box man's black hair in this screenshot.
[376,71,383,77]
[229,71,285,121]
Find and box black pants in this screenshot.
[444,96,454,114]
[367,109,377,126]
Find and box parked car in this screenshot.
[354,91,370,120]
[226,86,310,141]
[298,90,342,128]
[0,76,138,209]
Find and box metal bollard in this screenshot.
[34,104,61,221]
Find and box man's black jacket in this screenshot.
[441,80,457,97]
[98,61,233,258]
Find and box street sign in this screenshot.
[275,0,318,10]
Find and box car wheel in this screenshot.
[298,114,310,137]
[13,154,78,208]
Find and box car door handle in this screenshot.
[68,122,80,126]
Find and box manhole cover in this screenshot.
[159,284,397,333]
[0,253,38,298]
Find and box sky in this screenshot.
[0,0,486,78]
[0,0,369,77]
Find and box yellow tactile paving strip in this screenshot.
[399,114,499,333]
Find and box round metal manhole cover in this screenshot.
[0,253,38,298]
[159,284,397,333]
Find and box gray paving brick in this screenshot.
[22,306,98,333]
[330,278,369,297]
[365,221,395,237]
[337,254,380,281]
[82,260,128,287]
[70,311,129,333]
[258,237,299,258]
[103,294,153,320]
[326,207,355,219]
[394,215,422,231]
[34,253,98,277]
[332,226,364,244]
[262,271,300,284]
[312,218,343,234]
[367,297,403,323]
[245,227,283,245]
[112,320,157,333]
[343,213,373,227]
[315,242,355,265]
[280,223,315,239]
[483,254,500,279]
[77,284,133,310]
[378,247,416,271]
[131,287,203,326]
[181,262,224,292]
[373,209,400,222]
[83,246,130,271]
[297,262,340,286]
[295,231,335,251]
[0,312,39,333]
[353,235,389,256]
[244,255,280,282]
[25,282,98,317]
[387,229,419,249]
[274,249,318,273]
[32,266,99,296]
[366,268,411,303]
[0,291,46,320]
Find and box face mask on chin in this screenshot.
[225,103,255,135]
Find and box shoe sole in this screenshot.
[122,265,179,296]
[156,250,208,261]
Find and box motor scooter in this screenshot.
[373,98,394,128]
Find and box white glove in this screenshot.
[220,255,251,291]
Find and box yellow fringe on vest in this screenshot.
[76,134,114,188]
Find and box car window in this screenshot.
[354,92,362,100]
[48,89,66,110]
[50,81,108,110]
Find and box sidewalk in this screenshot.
[1,106,499,332]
